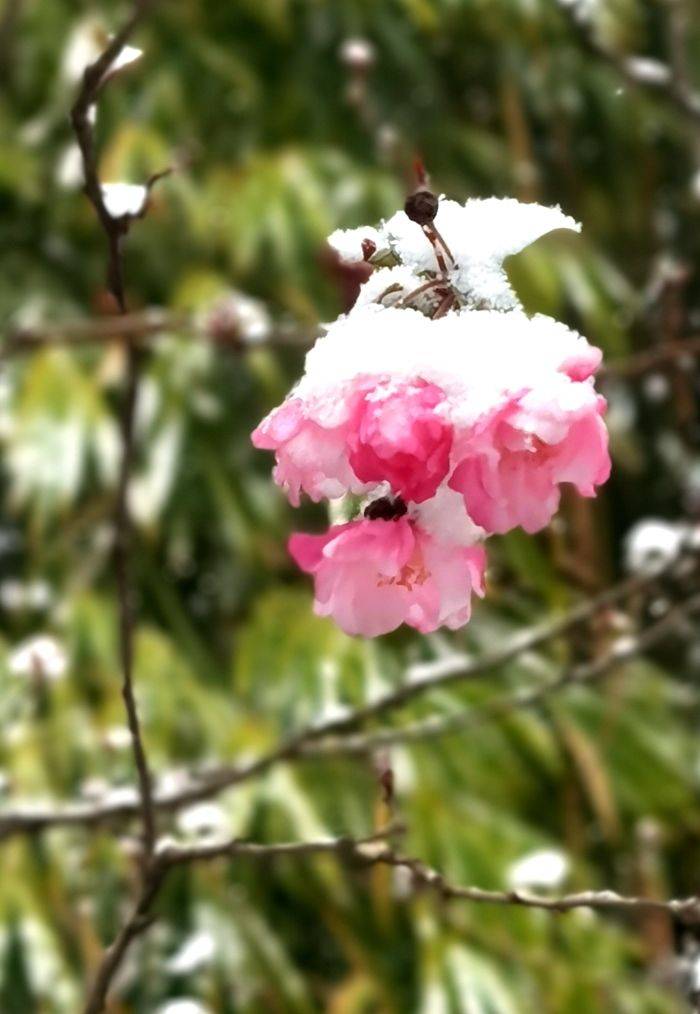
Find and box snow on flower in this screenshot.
[329,196,579,311]
[449,383,610,534]
[254,190,609,636]
[253,374,454,505]
[8,635,68,681]
[289,514,486,637]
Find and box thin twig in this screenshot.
[82,862,167,1014]
[4,308,700,380]
[1,551,693,840]
[600,335,700,379]
[559,0,700,126]
[315,590,700,757]
[79,817,700,1009]
[371,849,700,921]
[2,309,312,355]
[70,0,157,867]
[83,824,401,1012]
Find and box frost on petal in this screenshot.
[253,374,453,506]
[289,517,486,638]
[296,305,602,434]
[101,182,148,219]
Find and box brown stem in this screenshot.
[82,860,167,1014]
[70,5,161,1011]
[113,342,156,858]
[2,547,695,842]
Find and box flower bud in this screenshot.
[404,187,439,226]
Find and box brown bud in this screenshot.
[361,237,377,261]
[404,187,439,226]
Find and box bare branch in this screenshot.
[559,0,700,127]
[600,335,700,380]
[80,814,700,1011]
[1,550,695,840]
[4,307,699,381]
[82,823,401,1012]
[315,590,700,757]
[2,308,311,356]
[70,2,158,871]
[82,862,167,1014]
[370,848,700,921]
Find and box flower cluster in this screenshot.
[253,191,611,636]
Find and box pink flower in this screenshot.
[347,379,453,503]
[449,383,610,534]
[251,398,360,506]
[288,515,486,637]
[252,377,452,506]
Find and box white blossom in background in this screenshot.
[80,777,111,801]
[55,143,84,189]
[176,802,230,840]
[507,848,570,891]
[624,518,690,574]
[128,422,182,525]
[101,725,132,751]
[0,578,52,612]
[156,1001,211,1014]
[642,372,670,403]
[339,37,376,69]
[202,290,272,346]
[102,43,142,81]
[8,635,67,681]
[165,930,216,975]
[61,18,142,83]
[101,182,149,219]
[60,18,103,83]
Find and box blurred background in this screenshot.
[2,0,700,1010]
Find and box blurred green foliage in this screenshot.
[1,0,700,1011]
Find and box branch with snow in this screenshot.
[559,0,700,127]
[2,543,695,841]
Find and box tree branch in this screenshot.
[70,1,157,868]
[2,308,311,355]
[315,589,700,757]
[369,848,700,921]
[1,549,695,840]
[559,0,700,127]
[82,823,402,1013]
[80,814,700,1013]
[600,335,700,379]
